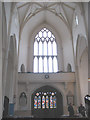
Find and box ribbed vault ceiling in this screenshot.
[16,2,77,32]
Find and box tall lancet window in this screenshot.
[33,28,58,73]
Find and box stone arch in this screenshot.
[31,85,63,118]
[29,83,66,111]
[79,48,88,105]
[76,35,88,105]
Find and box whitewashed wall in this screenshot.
[16,72,76,115]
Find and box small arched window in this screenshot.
[33,28,58,73]
[67,64,72,72]
[20,64,25,72]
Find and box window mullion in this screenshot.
[52,57,54,73]
[56,56,58,72]
[43,57,44,73]
[37,41,39,72]
[42,42,44,73]
[52,42,54,72]
[47,41,49,72]
[47,57,48,73]
[52,41,53,56]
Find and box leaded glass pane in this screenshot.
[48,41,52,55]
[49,57,53,72]
[39,31,42,38]
[34,41,38,55]
[38,96,41,108]
[46,37,49,41]
[42,96,45,109]
[39,57,43,73]
[44,57,48,72]
[43,31,47,38]
[46,96,49,108]
[53,96,56,108]
[34,57,38,73]
[39,41,42,55]
[50,96,53,108]
[53,41,57,55]
[34,96,37,109]
[48,31,51,38]
[53,57,58,72]
[44,41,47,55]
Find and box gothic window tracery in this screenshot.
[33,28,58,73]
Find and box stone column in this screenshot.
[14,63,19,111]
[9,36,16,103]
[75,65,82,106]
[2,2,8,106]
[0,2,2,119]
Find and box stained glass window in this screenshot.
[50,96,53,108]
[34,91,56,109]
[34,96,37,109]
[33,28,58,73]
[46,96,49,108]
[42,96,45,109]
[53,96,56,108]
[38,96,41,108]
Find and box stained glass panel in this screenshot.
[38,96,41,108]
[34,96,37,109]
[46,96,49,108]
[50,96,53,108]
[42,96,45,109]
[53,96,56,108]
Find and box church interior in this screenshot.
[0,1,90,119]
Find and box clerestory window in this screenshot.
[33,28,58,73]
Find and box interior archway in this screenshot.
[31,85,63,118]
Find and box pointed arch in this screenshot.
[33,27,58,73]
[31,85,63,118]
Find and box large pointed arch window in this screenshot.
[33,28,58,73]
